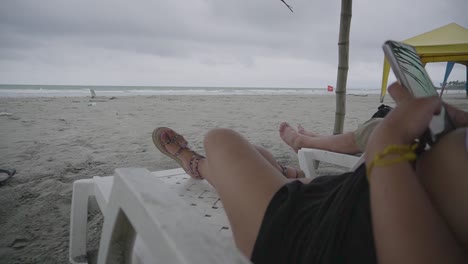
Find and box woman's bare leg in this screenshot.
[160,128,290,257]
[201,129,292,257]
[417,127,468,249]
[297,124,320,137]
[254,145,306,179]
[279,122,361,154]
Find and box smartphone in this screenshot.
[382,40,455,145]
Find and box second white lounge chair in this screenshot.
[298,148,363,178]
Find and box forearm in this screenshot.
[367,154,466,264]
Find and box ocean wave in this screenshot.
[0,87,385,98]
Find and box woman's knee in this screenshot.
[203,128,244,151]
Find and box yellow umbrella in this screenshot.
[380,23,468,102]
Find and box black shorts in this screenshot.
[251,165,377,264]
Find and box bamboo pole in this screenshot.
[333,0,352,134]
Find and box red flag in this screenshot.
[327,85,334,92]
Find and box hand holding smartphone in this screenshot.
[382,40,456,145]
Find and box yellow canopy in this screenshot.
[380,23,468,102]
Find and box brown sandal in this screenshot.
[157,128,188,148]
[153,127,205,179]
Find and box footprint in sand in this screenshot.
[9,238,30,249]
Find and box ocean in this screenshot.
[0,84,381,98]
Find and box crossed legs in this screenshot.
[200,128,468,256]
[156,126,468,258]
[200,129,288,256]
[158,128,309,257]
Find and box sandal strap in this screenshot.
[162,134,187,147]
[188,151,205,179]
[294,169,299,179]
[278,164,288,177]
[278,163,299,179]
[174,146,186,157]
[162,134,177,145]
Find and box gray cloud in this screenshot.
[0,0,467,87]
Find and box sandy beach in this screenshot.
[0,94,467,263]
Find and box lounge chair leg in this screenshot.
[313,160,320,170]
[96,168,251,264]
[298,149,319,178]
[97,206,136,264]
[69,179,94,264]
[97,170,140,264]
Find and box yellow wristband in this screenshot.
[367,144,418,182]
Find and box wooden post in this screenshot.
[333,0,352,134]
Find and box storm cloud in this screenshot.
[0,0,467,88]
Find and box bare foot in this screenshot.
[297,124,319,137]
[279,122,301,153]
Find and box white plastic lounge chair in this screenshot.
[69,168,247,264]
[70,150,363,263]
[298,148,364,178]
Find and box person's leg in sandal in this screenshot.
[254,145,306,179]
[153,127,303,257]
[155,127,306,180]
[199,128,289,257]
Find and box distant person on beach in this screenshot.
[152,83,468,263]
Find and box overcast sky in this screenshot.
[0,0,467,88]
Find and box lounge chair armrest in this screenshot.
[298,148,362,178]
[97,168,251,264]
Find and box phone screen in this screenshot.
[384,41,437,97]
[383,40,455,143]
